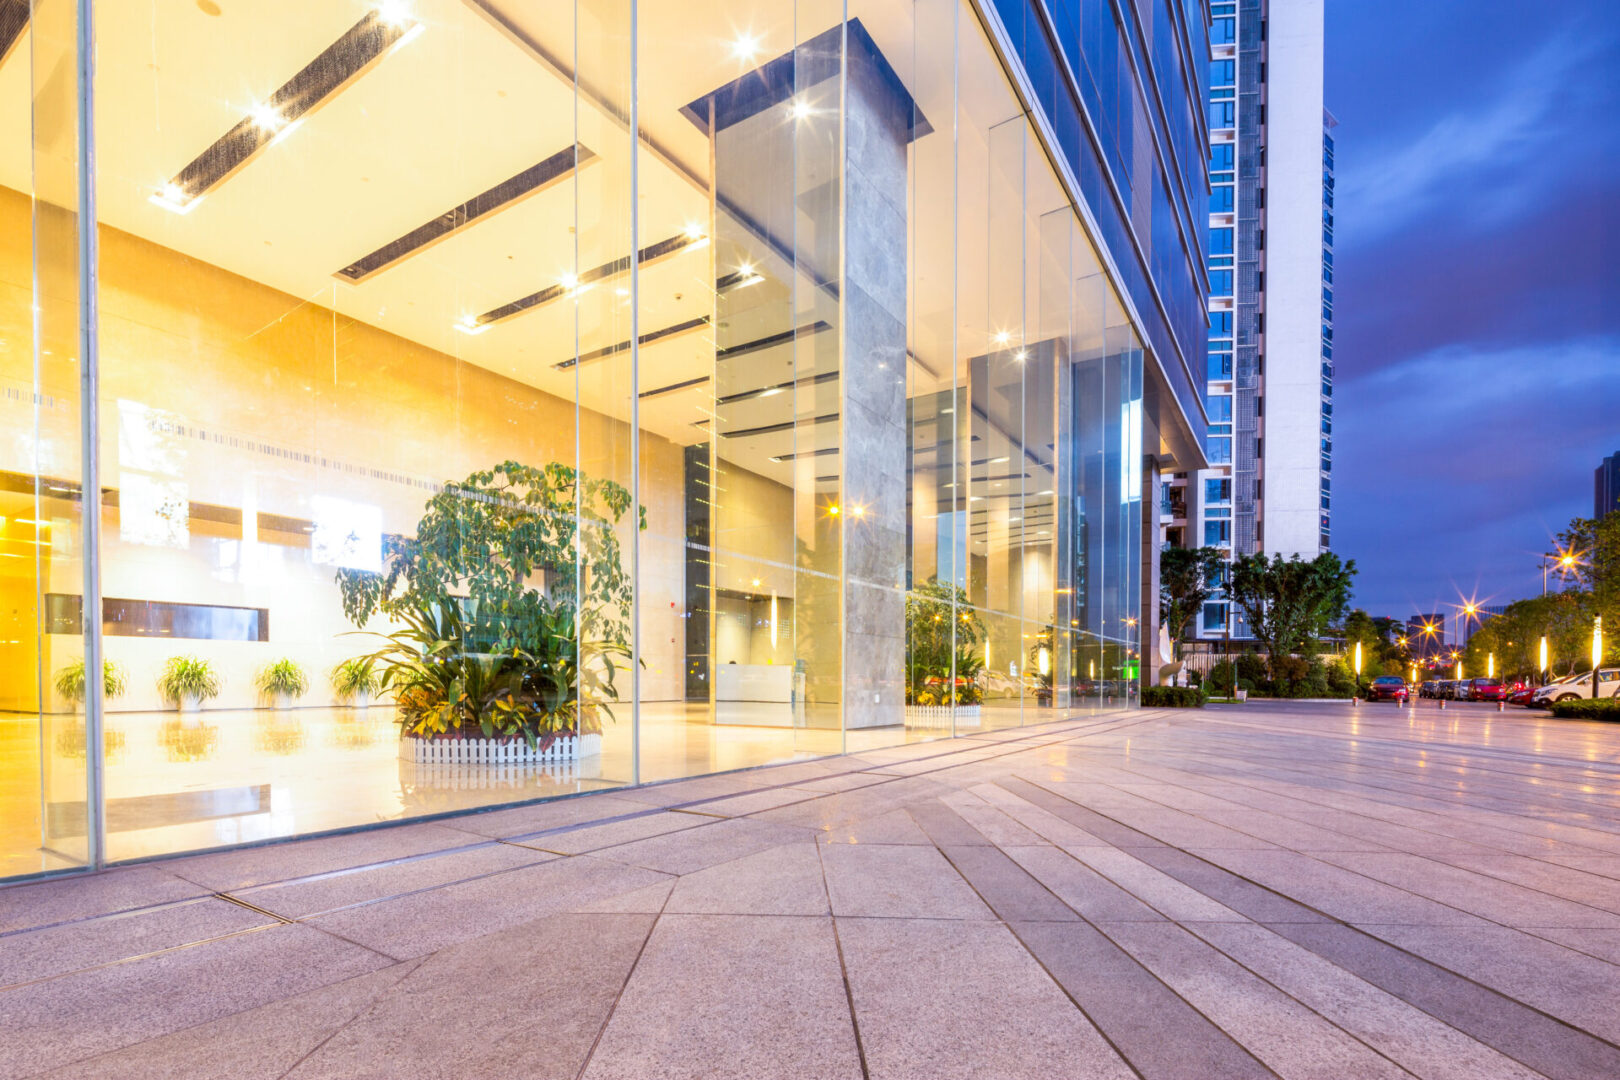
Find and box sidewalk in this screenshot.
[3,702,1618,1078]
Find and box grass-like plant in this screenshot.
[330,657,380,701]
[254,658,309,701]
[53,658,128,705]
[158,655,222,706]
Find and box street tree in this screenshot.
[1159,545,1226,658]
[1228,551,1357,686]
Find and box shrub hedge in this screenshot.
[1548,698,1620,721]
[1142,686,1205,708]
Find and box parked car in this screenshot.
[1419,680,1440,699]
[1533,668,1620,706]
[1468,678,1509,702]
[1365,676,1409,702]
[1507,683,1539,707]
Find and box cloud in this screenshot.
[1335,27,1615,246]
[1332,338,1616,614]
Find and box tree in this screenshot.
[1228,552,1357,686]
[1159,545,1226,657]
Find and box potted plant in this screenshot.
[336,460,641,763]
[255,658,308,709]
[904,577,985,730]
[158,655,222,713]
[53,658,128,710]
[331,657,380,708]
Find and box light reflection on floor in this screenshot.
[1,698,1096,874]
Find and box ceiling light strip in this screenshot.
[337,144,596,282]
[0,0,26,69]
[154,10,415,212]
[552,316,710,372]
[474,230,705,330]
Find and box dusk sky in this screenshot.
[1325,0,1619,625]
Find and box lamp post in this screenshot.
[1594,617,1604,701]
[1539,635,1549,684]
[1542,550,1578,596]
[1353,641,1362,703]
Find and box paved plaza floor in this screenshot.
[2,700,1618,1079]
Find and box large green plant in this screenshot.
[330,657,381,700]
[254,658,309,700]
[337,461,642,743]
[336,461,641,649]
[905,578,985,706]
[158,656,222,704]
[1228,551,1356,686]
[54,659,128,705]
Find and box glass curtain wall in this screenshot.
[0,0,92,878]
[0,0,1144,875]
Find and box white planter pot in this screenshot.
[178,693,202,713]
[349,692,371,710]
[903,705,981,730]
[400,731,601,765]
[273,692,295,710]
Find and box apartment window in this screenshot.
[1208,352,1233,379]
[1209,144,1234,173]
[1211,16,1235,45]
[1209,269,1233,296]
[1209,227,1234,255]
[1255,396,1264,417]
[1209,395,1233,423]
[1255,437,1262,459]
[1256,479,1263,501]
[1205,478,1231,504]
[1204,521,1232,546]
[1209,101,1235,129]
[1202,602,1227,631]
[1210,185,1234,212]
[1209,311,1233,338]
[1320,494,1331,510]
[1210,60,1235,88]
[1207,437,1232,465]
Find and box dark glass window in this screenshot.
[1210,60,1235,87]
[1208,311,1232,338]
[1209,226,1234,255]
[1209,269,1233,296]
[1210,185,1233,212]
[1211,16,1235,44]
[45,595,270,641]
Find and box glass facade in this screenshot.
[1,0,1204,878]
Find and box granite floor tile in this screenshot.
[1003,846,1166,922]
[1062,846,1247,922]
[821,844,992,919]
[1189,848,1485,925]
[940,789,1049,846]
[937,846,1078,922]
[681,787,826,818]
[590,817,814,876]
[1355,921,1620,1043]
[162,823,488,892]
[0,865,209,935]
[0,923,391,1080]
[1314,850,1620,928]
[288,913,656,1079]
[235,841,557,919]
[443,794,654,840]
[837,917,1135,1080]
[0,896,273,988]
[905,801,992,846]
[511,810,704,855]
[1520,925,1620,965]
[1187,921,1545,1080]
[816,808,933,845]
[1269,921,1620,1080]
[1129,847,1334,923]
[665,842,829,915]
[305,855,670,959]
[32,961,421,1080]
[569,878,675,914]
[1011,920,1273,1080]
[1098,920,1412,1080]
[581,914,861,1080]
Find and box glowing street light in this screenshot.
[1594,617,1605,701]
[1540,635,1549,678]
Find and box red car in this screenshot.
[1507,684,1538,707]
[1365,676,1409,702]
[1468,678,1510,702]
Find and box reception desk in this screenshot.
[715,664,793,703]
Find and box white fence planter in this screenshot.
[903,705,981,730]
[400,732,601,765]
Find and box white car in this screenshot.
[1532,668,1620,705]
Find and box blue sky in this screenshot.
[1325,0,1620,622]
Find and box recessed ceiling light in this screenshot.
[376,0,412,27]
[248,102,285,132]
[731,33,762,61]
[453,315,491,336]
[789,97,813,121]
[149,182,201,214]
[992,331,1011,346]
[1014,349,1028,361]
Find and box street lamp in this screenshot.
[1353,641,1363,702]
[1487,653,1494,679]
[1542,549,1579,596]
[1539,635,1549,682]
[1594,617,1605,701]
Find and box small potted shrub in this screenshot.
[331,657,380,708]
[159,655,222,713]
[255,658,309,710]
[53,658,128,710]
